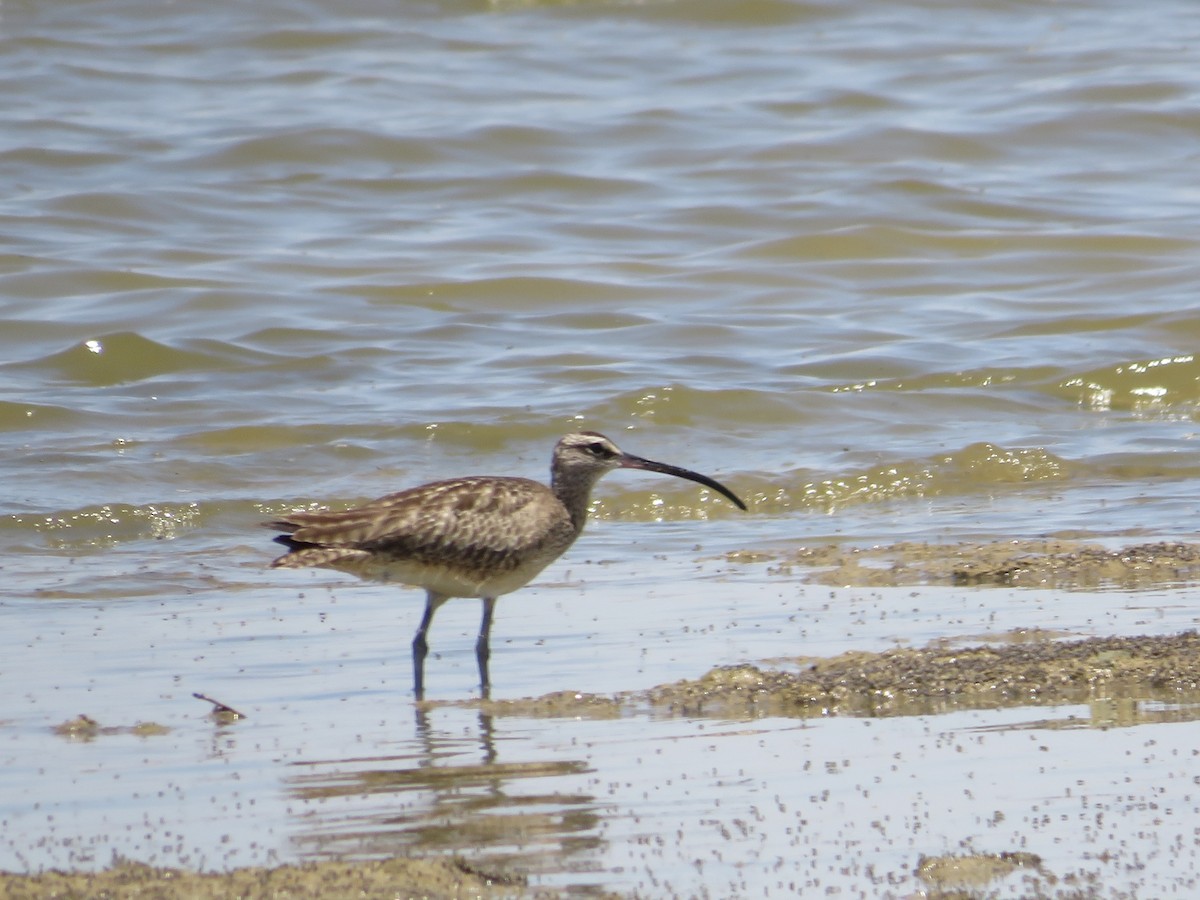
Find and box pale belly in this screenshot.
[343,554,558,599]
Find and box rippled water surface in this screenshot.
[5,0,1200,894]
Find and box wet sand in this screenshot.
[8,537,1200,897]
[642,630,1200,720]
[0,857,527,900]
[747,537,1200,591]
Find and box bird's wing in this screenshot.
[267,476,573,563]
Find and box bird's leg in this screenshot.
[476,597,497,698]
[412,591,449,701]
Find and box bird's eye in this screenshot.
[587,442,612,458]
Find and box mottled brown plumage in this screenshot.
[266,431,746,698]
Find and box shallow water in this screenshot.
[6,547,1200,895]
[5,0,1200,894]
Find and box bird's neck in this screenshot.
[551,472,600,532]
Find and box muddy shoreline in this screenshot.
[742,537,1200,590]
[9,537,1200,898]
[0,857,530,900]
[641,630,1200,720]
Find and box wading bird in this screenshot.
[266,431,746,698]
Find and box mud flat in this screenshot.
[643,630,1200,719]
[0,857,528,900]
[670,537,1200,718]
[749,537,1200,590]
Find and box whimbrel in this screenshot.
[266,431,746,698]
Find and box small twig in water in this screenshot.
[192,692,247,720]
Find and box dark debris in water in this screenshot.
[193,691,247,723]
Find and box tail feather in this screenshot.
[265,519,371,569]
[269,544,373,569]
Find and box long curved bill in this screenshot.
[619,454,748,511]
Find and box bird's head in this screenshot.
[551,431,746,510]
